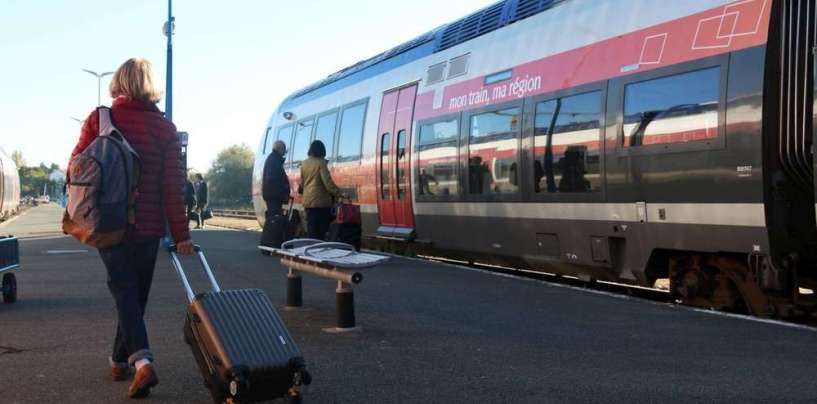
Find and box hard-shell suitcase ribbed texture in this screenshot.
[169,246,310,404]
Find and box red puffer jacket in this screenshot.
[71,97,191,243]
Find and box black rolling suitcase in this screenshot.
[261,198,296,249]
[168,245,311,403]
[260,214,289,249]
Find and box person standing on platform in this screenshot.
[260,140,290,250]
[300,140,343,240]
[193,173,208,229]
[184,177,197,226]
[69,58,193,399]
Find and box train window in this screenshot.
[417,118,459,197]
[623,67,720,147]
[396,130,407,200]
[290,119,314,169]
[276,124,293,143]
[336,103,366,162]
[468,107,521,195]
[534,91,602,193]
[262,127,273,154]
[380,133,390,200]
[314,112,338,161]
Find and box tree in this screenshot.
[10,150,25,169]
[206,144,255,208]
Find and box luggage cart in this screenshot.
[260,239,389,331]
[0,236,19,304]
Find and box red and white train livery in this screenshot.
[254,0,817,317]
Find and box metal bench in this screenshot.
[259,239,389,332]
[0,236,20,304]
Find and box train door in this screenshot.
[376,85,417,238]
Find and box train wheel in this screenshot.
[669,255,767,316]
[2,273,17,304]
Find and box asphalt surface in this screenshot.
[1,205,817,403]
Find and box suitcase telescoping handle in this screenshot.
[168,244,221,303]
[287,196,295,221]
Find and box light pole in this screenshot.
[82,69,113,106]
[163,0,175,122]
[162,0,176,248]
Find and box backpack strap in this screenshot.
[98,106,116,137]
[97,106,140,159]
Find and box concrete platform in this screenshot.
[1,205,816,403]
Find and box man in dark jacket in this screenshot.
[260,140,290,250]
[184,178,197,225]
[194,173,208,229]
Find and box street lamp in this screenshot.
[82,69,113,106]
[163,0,175,122]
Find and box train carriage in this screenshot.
[254,0,817,317]
[0,148,21,220]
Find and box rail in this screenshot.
[211,209,255,219]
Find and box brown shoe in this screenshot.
[111,366,131,382]
[128,364,159,398]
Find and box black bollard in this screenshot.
[335,284,355,329]
[287,273,303,308]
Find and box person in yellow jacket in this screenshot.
[299,140,344,239]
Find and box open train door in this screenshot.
[375,84,417,239]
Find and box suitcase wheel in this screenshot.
[286,389,302,404]
[2,273,17,304]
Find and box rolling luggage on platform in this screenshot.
[168,245,311,404]
[261,214,289,249]
[261,198,299,249]
[329,200,362,251]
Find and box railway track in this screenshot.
[211,209,255,219]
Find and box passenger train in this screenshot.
[253,0,817,317]
[0,148,21,220]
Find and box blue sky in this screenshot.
[0,0,495,172]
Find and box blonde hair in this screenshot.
[109,58,162,103]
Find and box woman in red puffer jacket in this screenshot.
[70,58,193,398]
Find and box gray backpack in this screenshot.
[63,107,140,248]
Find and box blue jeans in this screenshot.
[98,239,160,367]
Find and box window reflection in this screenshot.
[417,119,458,197]
[534,91,601,193]
[276,125,292,145]
[469,107,520,195]
[314,112,337,161]
[337,103,366,162]
[396,130,407,200]
[290,119,313,169]
[380,133,390,200]
[623,67,720,147]
[263,127,273,154]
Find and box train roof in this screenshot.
[280,0,566,109]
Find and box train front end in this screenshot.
[756,0,817,315]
